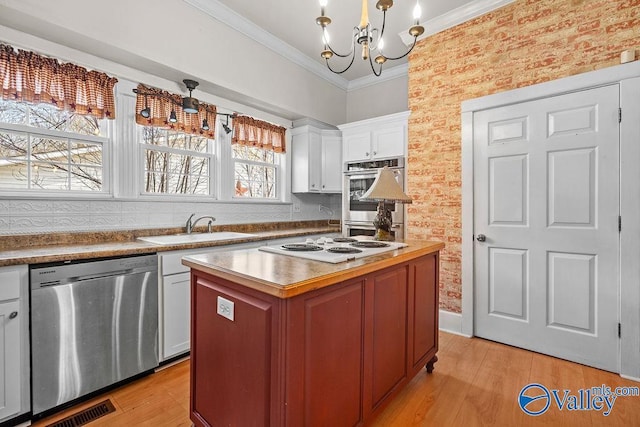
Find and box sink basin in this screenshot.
[138,232,256,245]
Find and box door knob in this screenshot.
[9,311,17,319]
[476,234,486,242]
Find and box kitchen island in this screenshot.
[182,239,444,427]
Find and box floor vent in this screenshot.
[46,399,116,427]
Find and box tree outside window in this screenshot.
[232,144,278,199]
[140,126,212,196]
[0,99,106,192]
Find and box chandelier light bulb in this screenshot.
[319,0,328,17]
[378,37,385,53]
[413,2,422,24]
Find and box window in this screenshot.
[139,126,213,196]
[0,99,108,192]
[232,144,279,199]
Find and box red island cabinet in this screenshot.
[189,250,440,427]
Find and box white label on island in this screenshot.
[217,296,235,321]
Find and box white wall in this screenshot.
[345,75,409,123]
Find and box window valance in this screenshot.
[134,84,216,139]
[0,43,117,119]
[232,115,286,153]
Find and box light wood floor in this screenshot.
[31,332,640,426]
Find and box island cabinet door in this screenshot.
[190,272,283,427]
[409,253,439,374]
[362,264,410,419]
[285,279,365,427]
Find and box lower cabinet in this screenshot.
[161,272,191,359]
[0,265,29,424]
[190,252,439,426]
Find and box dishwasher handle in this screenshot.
[36,269,138,288]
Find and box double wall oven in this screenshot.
[343,157,405,240]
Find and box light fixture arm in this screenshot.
[371,10,387,51]
[379,36,418,61]
[368,52,383,77]
[324,36,358,74]
[323,27,359,58]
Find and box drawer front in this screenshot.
[0,270,20,301]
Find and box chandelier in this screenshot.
[316,0,424,76]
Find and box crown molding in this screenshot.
[183,0,349,91]
[347,63,408,92]
[399,0,516,45]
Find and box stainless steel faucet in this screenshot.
[185,213,216,234]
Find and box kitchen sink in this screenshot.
[138,232,256,245]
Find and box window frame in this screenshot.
[137,125,216,200]
[0,113,112,198]
[232,144,281,201]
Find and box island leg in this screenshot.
[426,355,438,373]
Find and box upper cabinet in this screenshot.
[291,125,342,193]
[339,111,410,162]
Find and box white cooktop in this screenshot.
[258,238,408,264]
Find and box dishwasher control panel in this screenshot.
[30,254,158,288]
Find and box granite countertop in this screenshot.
[0,221,340,267]
[182,240,445,299]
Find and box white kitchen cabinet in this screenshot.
[0,265,29,424]
[158,240,262,361]
[320,132,342,192]
[291,126,342,193]
[339,111,410,162]
[161,272,191,359]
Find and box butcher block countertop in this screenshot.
[0,221,339,267]
[182,240,445,299]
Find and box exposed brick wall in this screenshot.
[407,0,640,313]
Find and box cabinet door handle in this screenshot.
[373,151,377,156]
[365,152,370,157]
[322,185,325,188]
[9,311,17,319]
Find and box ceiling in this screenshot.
[200,0,477,82]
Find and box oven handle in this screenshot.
[343,167,404,177]
[346,223,402,229]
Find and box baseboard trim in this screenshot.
[439,309,471,337]
[621,374,640,383]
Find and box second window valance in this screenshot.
[232,115,286,153]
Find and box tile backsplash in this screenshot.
[0,194,341,235]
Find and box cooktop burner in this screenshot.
[326,247,363,254]
[281,244,324,252]
[331,237,358,243]
[350,241,391,248]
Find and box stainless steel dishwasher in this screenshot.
[30,254,159,416]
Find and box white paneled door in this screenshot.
[473,85,620,372]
